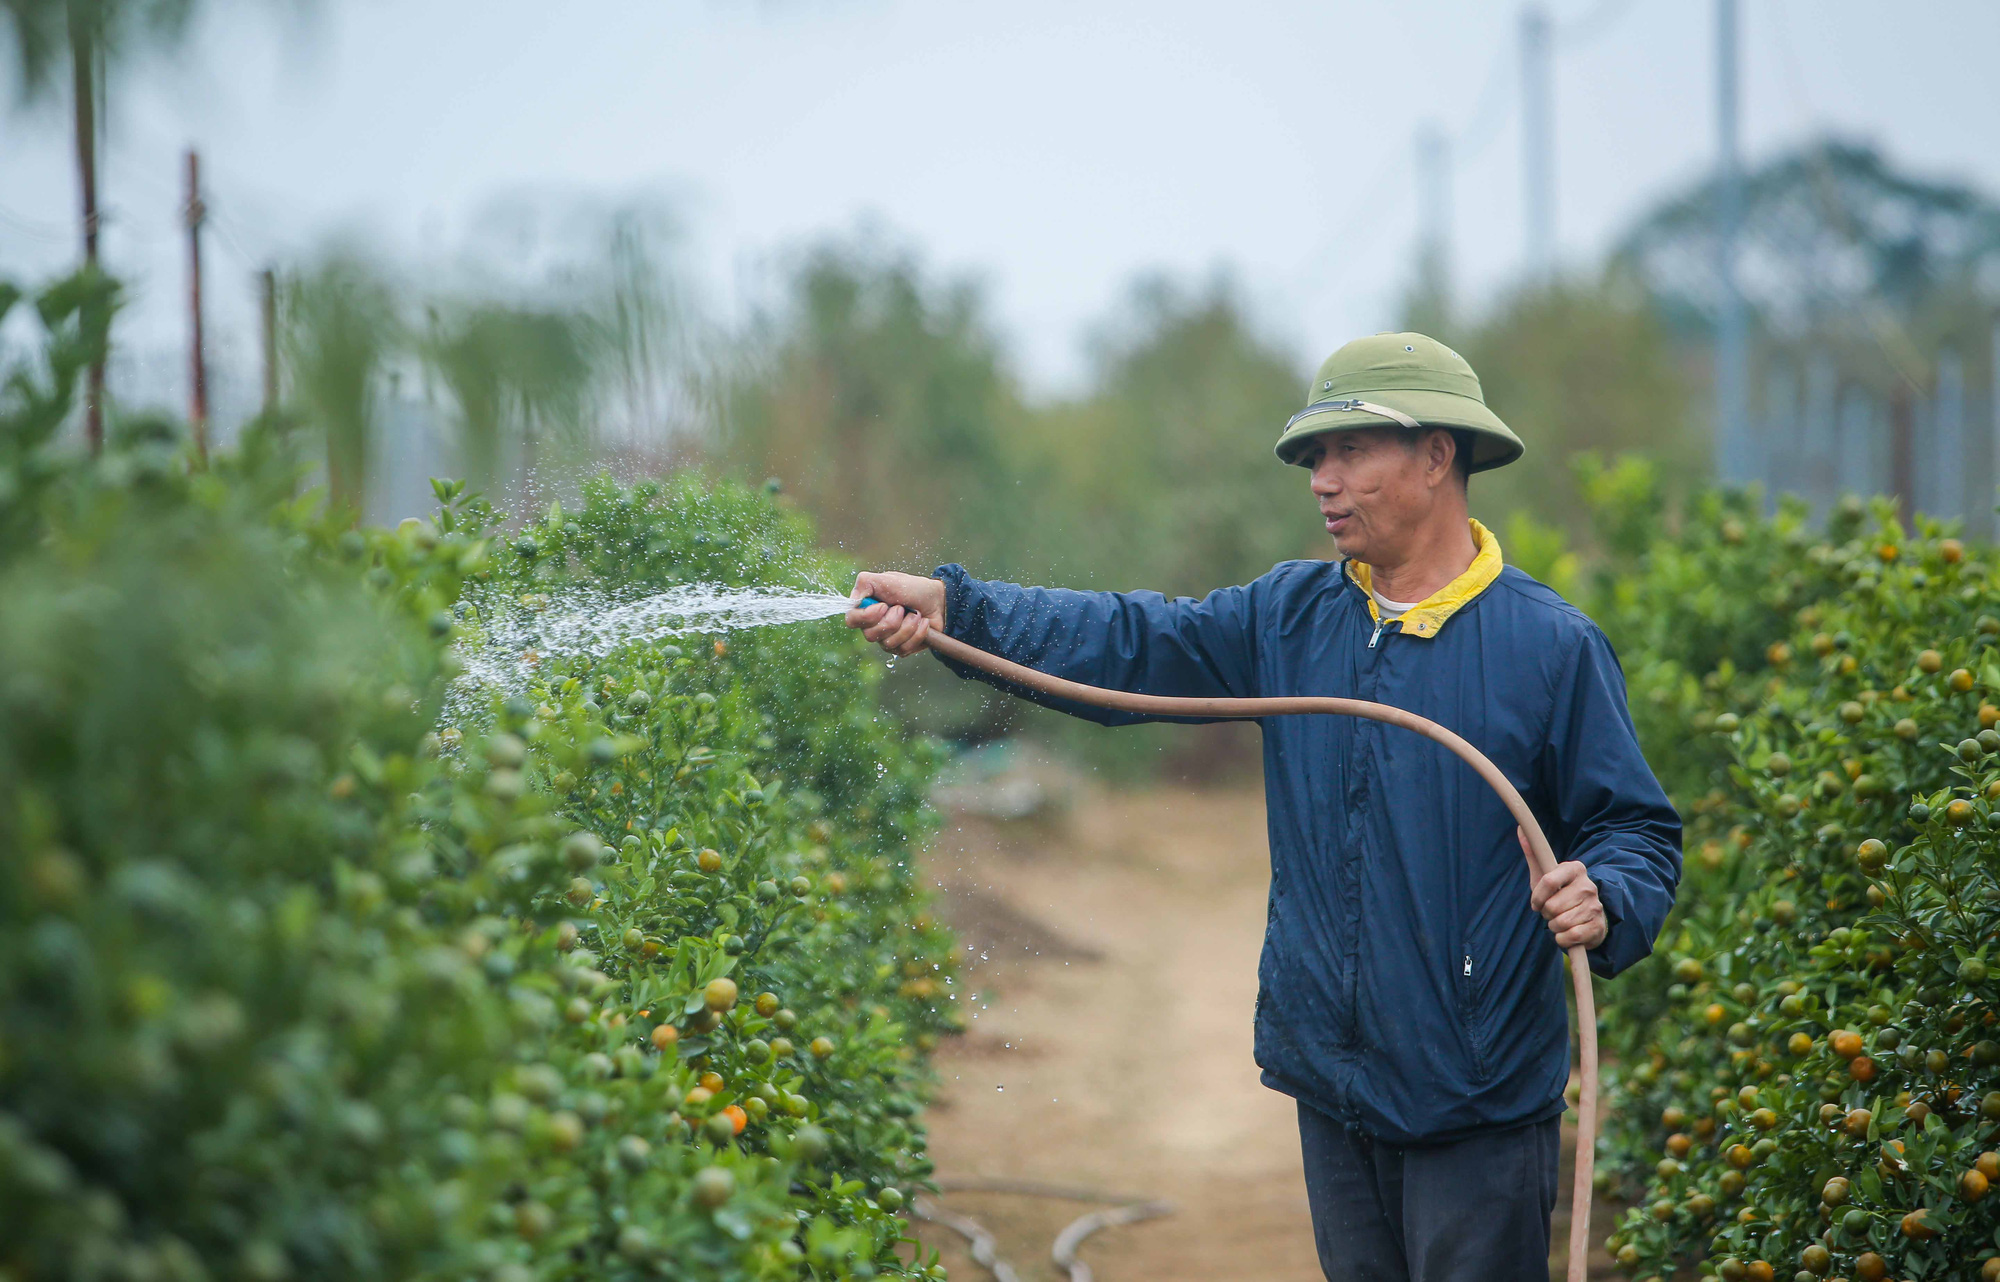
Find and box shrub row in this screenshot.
[0,274,958,1282]
[1589,482,2000,1282]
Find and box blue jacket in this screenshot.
[931,520,1681,1144]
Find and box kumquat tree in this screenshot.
[0,271,960,1282]
[1587,473,2000,1282]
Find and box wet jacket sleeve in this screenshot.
[1541,626,1684,978]
[927,563,1260,725]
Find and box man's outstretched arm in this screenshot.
[844,566,1263,726]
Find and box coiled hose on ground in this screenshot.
[903,622,1599,1282]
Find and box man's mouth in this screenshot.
[1323,510,1352,534]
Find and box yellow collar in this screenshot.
[1345,518,1503,639]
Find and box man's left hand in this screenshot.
[1522,829,1608,950]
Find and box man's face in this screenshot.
[1301,428,1452,564]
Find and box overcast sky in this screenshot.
[5,0,1999,405]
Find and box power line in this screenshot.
[1764,0,1928,391]
[0,205,73,244]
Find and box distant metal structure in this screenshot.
[1519,6,1555,283]
[1993,318,2000,535]
[1714,0,1751,485]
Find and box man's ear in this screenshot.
[1426,429,1456,487]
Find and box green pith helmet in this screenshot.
[1273,331,1523,472]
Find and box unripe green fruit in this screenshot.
[562,832,603,871]
[515,1200,554,1239]
[691,1166,734,1208]
[793,1124,830,1162]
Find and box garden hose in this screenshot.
[915,1179,1176,1282]
[864,601,1600,1281]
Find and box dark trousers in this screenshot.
[1296,1102,1560,1282]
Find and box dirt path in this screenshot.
[912,785,1621,1282]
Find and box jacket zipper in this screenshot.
[1368,615,1399,648]
[1460,946,1490,1078]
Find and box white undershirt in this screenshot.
[1371,587,1421,618]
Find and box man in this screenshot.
[845,332,1680,1282]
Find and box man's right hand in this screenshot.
[845,571,946,657]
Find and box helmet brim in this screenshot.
[1274,389,1524,472]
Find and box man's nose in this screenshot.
[1311,462,1340,495]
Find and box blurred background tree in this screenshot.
[1452,278,1699,545]
[280,253,396,514]
[419,299,592,496]
[716,236,1033,581]
[1020,274,1309,596]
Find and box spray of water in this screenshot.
[444,582,858,725]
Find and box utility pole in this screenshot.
[73,26,104,454]
[1520,6,1555,285]
[185,149,209,461]
[260,268,279,415]
[1714,0,1751,484]
[1411,121,1452,334]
